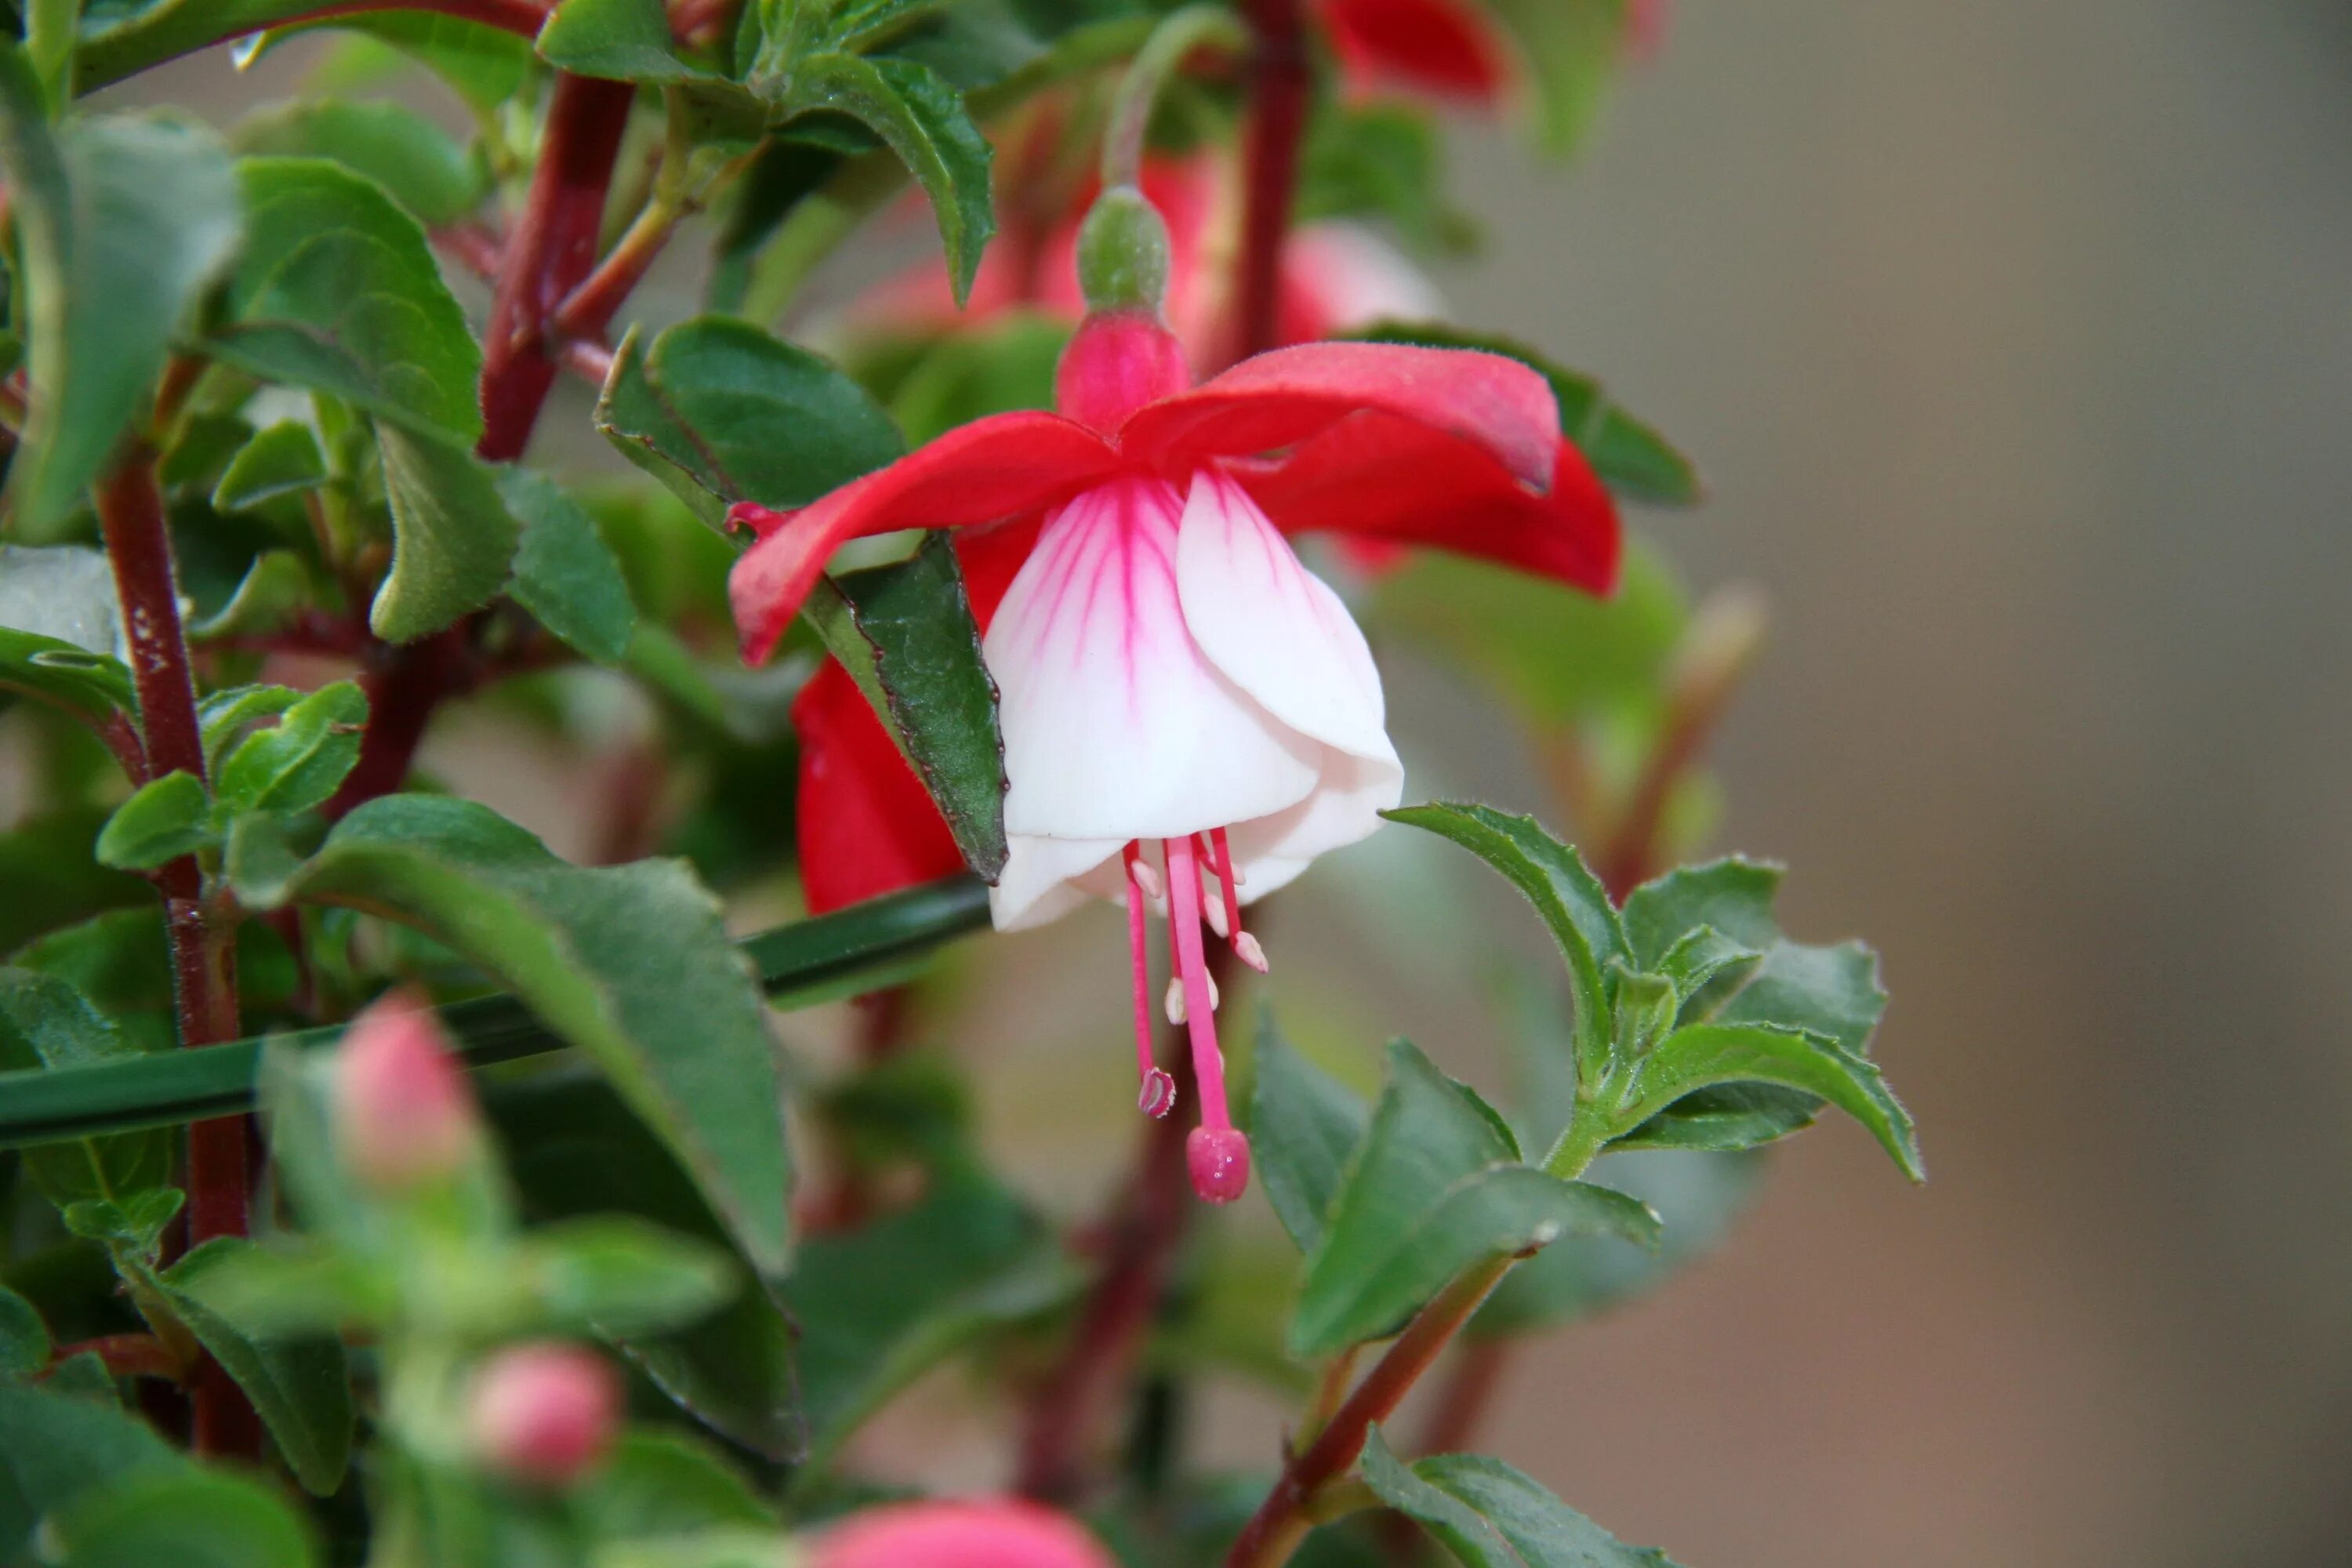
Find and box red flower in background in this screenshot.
[1315,0,1512,102]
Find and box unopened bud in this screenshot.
[467,1342,619,1489]
[814,1500,1116,1568]
[333,992,477,1191]
[1076,185,1171,316]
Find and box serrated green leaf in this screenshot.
[371,422,521,642]
[789,1169,1079,1468]
[1629,1022,1922,1181]
[1383,804,1623,1083]
[1362,1428,1684,1568]
[1351,321,1697,505]
[241,795,793,1279]
[61,1187,185,1254]
[0,967,172,1206]
[596,317,904,526]
[216,680,367,817]
[1250,1007,1370,1256]
[43,1465,318,1568]
[0,67,244,533]
[209,158,483,445]
[1715,938,1886,1054]
[211,423,328,512]
[806,532,1007,880]
[488,1070,800,1458]
[782,53,993,303]
[499,469,640,665]
[539,0,718,81]
[0,1382,182,1560]
[197,685,299,767]
[0,1287,49,1378]
[1619,858,1783,969]
[232,98,481,226]
[1651,925,1762,1007]
[521,1217,738,1338]
[93,770,214,871]
[1292,1040,1656,1357]
[152,1239,352,1496]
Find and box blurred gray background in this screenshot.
[132,2,2352,1563]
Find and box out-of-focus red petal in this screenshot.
[1238,411,1621,593]
[793,660,968,914]
[1316,0,1510,101]
[813,1500,1116,1568]
[1118,341,1559,492]
[728,412,1121,664]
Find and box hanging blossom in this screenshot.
[736,194,1618,1203]
[1316,0,1671,107]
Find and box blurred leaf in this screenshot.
[239,795,793,1281]
[521,1217,738,1339]
[211,423,328,513]
[1350,321,1697,506]
[1626,1023,1922,1181]
[186,552,312,641]
[215,681,366,818]
[0,628,136,741]
[1291,1041,1656,1358]
[0,812,151,953]
[151,1240,353,1496]
[1360,1428,1682,1568]
[42,1465,318,1568]
[789,1170,1080,1468]
[210,158,483,445]
[231,99,481,226]
[597,317,904,527]
[61,1188,184,1256]
[1298,100,1474,255]
[572,1430,775,1540]
[1481,0,1631,160]
[807,532,1007,880]
[242,13,536,114]
[499,470,640,666]
[1250,1007,1370,1256]
[488,1070,802,1459]
[93,771,214,871]
[0,1287,50,1378]
[885,310,1065,445]
[371,422,521,643]
[539,0,717,81]
[0,546,122,659]
[0,67,243,533]
[0,1382,181,1559]
[0,969,171,1207]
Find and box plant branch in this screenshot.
[50,1333,185,1384]
[1230,0,1309,365]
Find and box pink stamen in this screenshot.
[1206,828,1266,973]
[1124,842,1174,1118]
[1164,835,1249,1202]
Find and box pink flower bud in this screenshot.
[812,1500,1116,1568]
[332,992,479,1191]
[466,1343,619,1489]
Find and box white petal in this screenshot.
[1225,746,1403,902]
[985,477,1321,844]
[1175,470,1398,767]
[990,833,1123,931]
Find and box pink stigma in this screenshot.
[1164,833,1248,1202]
[1187,1126,1250,1204]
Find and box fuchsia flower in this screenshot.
[466,1342,619,1489]
[332,991,479,1192]
[812,1499,1114,1568]
[737,193,1617,1203]
[1315,0,1512,103]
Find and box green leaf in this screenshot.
[61,1187,184,1254]
[1629,1022,1923,1181]
[0,1287,49,1379]
[780,54,993,303]
[1651,925,1762,1009]
[370,422,522,643]
[0,1382,181,1561]
[806,533,1007,880]
[1714,938,1886,1054]
[42,1465,318,1568]
[198,685,299,766]
[1291,1040,1656,1358]
[240,795,793,1280]
[1482,0,1632,160]
[187,551,313,642]
[1383,804,1623,1084]
[152,1239,353,1495]
[572,1430,775,1540]
[0,968,170,1206]
[789,1169,1079,1468]
[231,99,481,226]
[884,311,1065,445]
[1476,1147,1762,1336]
[0,811,150,953]
[1298,100,1474,256]
[216,680,367,816]
[0,68,244,533]
[212,423,328,511]
[521,1217,738,1338]
[93,771,215,871]
[1349,321,1698,506]
[209,158,483,445]
[1250,1007,1370,1256]
[0,627,135,737]
[1619,858,1782,970]
[539,0,717,81]
[499,470,640,665]
[239,13,535,115]
[596,316,904,527]
[1360,1428,1683,1568]
[488,1070,800,1458]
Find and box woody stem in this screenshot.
[1233,0,1309,363]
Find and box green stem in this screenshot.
[1099,5,1248,189]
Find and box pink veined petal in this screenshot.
[982,477,1322,850]
[990,833,1123,931]
[727,412,1123,664]
[1117,341,1559,492]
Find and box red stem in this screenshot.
[93,456,259,1460]
[322,626,473,821]
[1231,0,1309,365]
[50,1334,186,1384]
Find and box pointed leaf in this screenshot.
[0,969,171,1206]
[232,14,535,115]
[216,681,367,816]
[1250,1007,1370,1256]
[231,99,481,226]
[0,1383,182,1561]
[42,1465,318,1568]
[94,772,215,872]
[539,0,718,81]
[211,423,328,513]
[1619,858,1782,969]
[499,470,640,665]
[1630,1022,1922,1181]
[1363,1428,1686,1568]
[371,423,521,643]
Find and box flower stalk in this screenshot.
[1232,0,1311,362]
